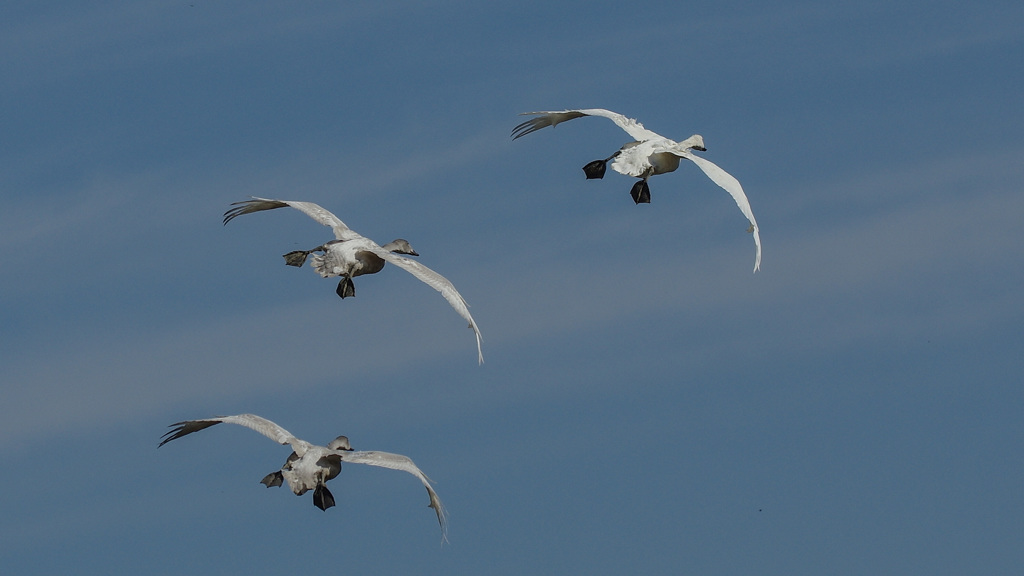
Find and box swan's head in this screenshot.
[328,436,353,451]
[680,134,706,152]
[381,239,419,257]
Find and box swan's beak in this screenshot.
[692,145,707,152]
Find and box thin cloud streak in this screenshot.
[5,149,1019,452]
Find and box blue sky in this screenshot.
[2,1,1022,573]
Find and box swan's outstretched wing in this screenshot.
[224,197,351,240]
[676,151,762,273]
[370,247,484,364]
[340,449,448,540]
[159,413,313,455]
[512,108,662,142]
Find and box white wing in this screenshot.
[369,246,484,364]
[340,449,448,540]
[159,413,313,456]
[512,108,663,142]
[224,197,351,240]
[224,196,483,362]
[676,151,762,273]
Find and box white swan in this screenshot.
[513,108,761,272]
[224,197,483,363]
[159,413,448,540]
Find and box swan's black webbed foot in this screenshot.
[336,277,356,299]
[313,484,336,511]
[283,251,311,267]
[582,160,607,180]
[630,180,651,204]
[260,471,284,488]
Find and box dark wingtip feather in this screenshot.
[222,199,289,226]
[222,201,252,226]
[511,117,544,140]
[158,420,222,447]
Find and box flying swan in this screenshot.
[512,108,761,272]
[225,197,483,363]
[159,413,448,540]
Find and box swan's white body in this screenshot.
[513,108,761,272]
[160,413,448,541]
[225,197,483,363]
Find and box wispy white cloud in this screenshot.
[5,145,1018,454]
